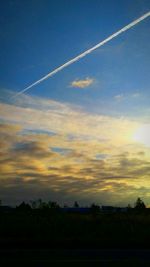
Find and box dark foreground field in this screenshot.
[1,249,150,266]
[1,209,150,265]
[1,209,150,248]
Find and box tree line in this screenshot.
[0,197,146,212]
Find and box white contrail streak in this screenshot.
[14,11,150,98]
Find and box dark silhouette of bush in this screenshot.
[74,201,79,208]
[134,197,146,211]
[48,201,60,209]
[30,199,60,210]
[16,201,31,211]
[90,203,100,215]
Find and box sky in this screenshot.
[0,0,150,206]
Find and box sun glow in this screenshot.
[133,124,150,147]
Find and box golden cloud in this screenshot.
[70,77,94,88]
[0,92,150,205]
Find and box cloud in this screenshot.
[132,93,141,98]
[0,91,150,205]
[70,77,94,88]
[13,141,54,159]
[0,120,150,205]
[114,92,142,102]
[114,94,124,101]
[0,92,139,144]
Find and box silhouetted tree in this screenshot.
[30,200,38,209]
[17,201,31,211]
[48,201,60,209]
[37,199,49,209]
[134,197,146,210]
[74,201,79,208]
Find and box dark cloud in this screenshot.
[0,122,150,206]
[12,141,53,158]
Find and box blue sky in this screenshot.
[0,0,150,205]
[1,0,150,116]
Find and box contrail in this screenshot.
[14,11,150,98]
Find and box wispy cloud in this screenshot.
[0,92,139,143]
[131,93,141,98]
[114,94,125,101]
[114,92,141,101]
[70,77,94,88]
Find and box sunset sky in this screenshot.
[0,0,150,206]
